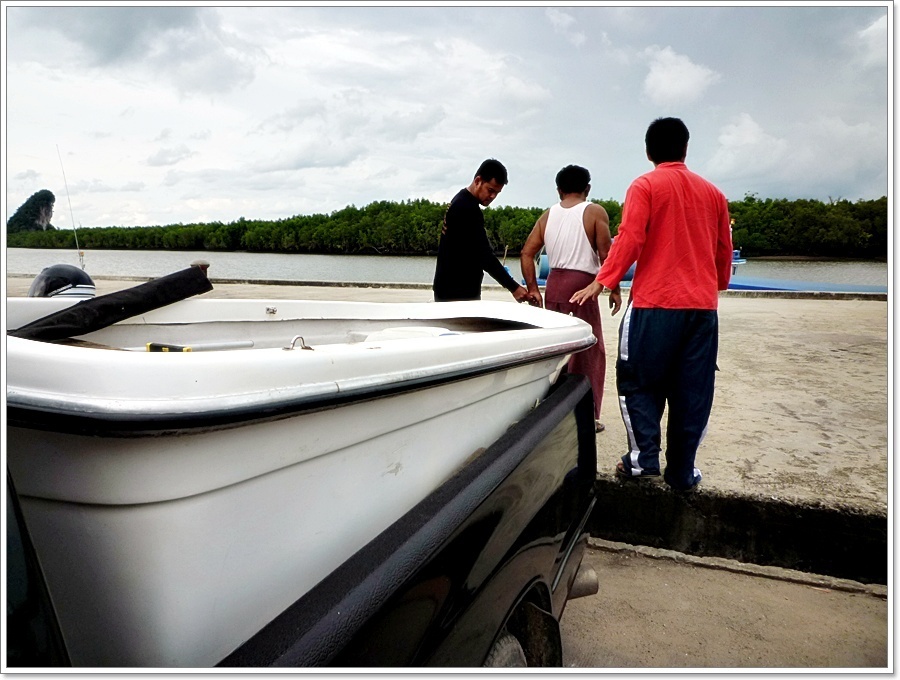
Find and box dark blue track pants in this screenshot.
[615,304,719,489]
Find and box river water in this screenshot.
[5,248,889,287]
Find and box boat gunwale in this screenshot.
[7,338,593,437]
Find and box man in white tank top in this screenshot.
[520,165,621,432]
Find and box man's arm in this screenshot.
[585,203,612,262]
[715,195,734,291]
[572,182,649,307]
[478,218,532,302]
[482,249,527,297]
[585,203,621,313]
[519,212,547,308]
[596,181,650,290]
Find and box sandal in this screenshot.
[595,421,606,433]
[615,460,661,481]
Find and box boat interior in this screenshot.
[36,316,540,352]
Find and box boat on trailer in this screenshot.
[6,267,596,667]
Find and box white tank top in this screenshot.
[544,201,600,275]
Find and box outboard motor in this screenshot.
[27,264,96,298]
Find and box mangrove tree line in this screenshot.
[6,194,887,259]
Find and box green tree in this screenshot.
[8,194,887,260]
[593,199,622,236]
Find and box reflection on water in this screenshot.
[5,248,889,287]
[735,259,888,286]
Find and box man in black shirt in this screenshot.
[432,159,536,303]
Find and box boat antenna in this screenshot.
[56,144,85,270]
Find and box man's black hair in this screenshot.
[475,158,509,185]
[645,117,690,163]
[555,165,591,194]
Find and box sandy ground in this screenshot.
[560,544,888,669]
[7,275,886,515]
[709,296,888,513]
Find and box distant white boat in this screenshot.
[6,275,595,667]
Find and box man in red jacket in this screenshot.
[570,117,733,491]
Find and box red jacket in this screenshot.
[597,162,732,309]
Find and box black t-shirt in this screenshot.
[432,188,519,301]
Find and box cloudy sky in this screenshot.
[2,2,891,230]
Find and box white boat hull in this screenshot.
[6,297,595,666]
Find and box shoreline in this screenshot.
[5,273,888,302]
[5,246,889,264]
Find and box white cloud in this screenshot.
[707,113,885,200]
[8,6,263,95]
[16,6,203,65]
[780,116,884,198]
[250,26,549,173]
[707,114,790,180]
[3,6,888,228]
[252,138,367,173]
[376,106,447,144]
[258,102,329,135]
[642,46,721,107]
[546,7,574,31]
[433,37,551,109]
[853,14,887,67]
[545,8,586,47]
[14,169,41,182]
[71,179,145,194]
[146,145,195,167]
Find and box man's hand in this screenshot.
[526,289,543,308]
[609,285,622,315]
[512,285,533,304]
[569,280,604,305]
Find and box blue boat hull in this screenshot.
[727,276,887,293]
[523,251,886,294]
